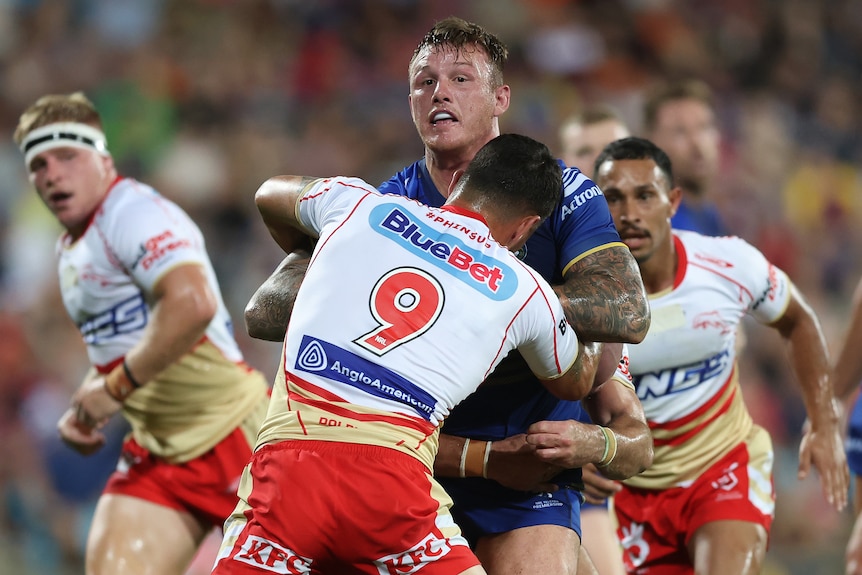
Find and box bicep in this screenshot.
[151,263,217,316]
[559,245,650,343]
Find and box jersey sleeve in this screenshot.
[296,176,377,237]
[108,195,209,291]
[555,167,625,275]
[731,236,792,324]
[512,271,581,380]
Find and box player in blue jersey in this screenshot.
[834,276,862,575]
[245,17,652,575]
[643,79,727,237]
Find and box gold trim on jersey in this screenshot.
[256,361,440,471]
[121,339,269,463]
[561,242,628,277]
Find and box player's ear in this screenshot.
[668,186,683,217]
[506,214,542,251]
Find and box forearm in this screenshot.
[124,269,216,384]
[255,175,319,253]
[592,414,653,480]
[556,247,650,344]
[245,251,311,341]
[434,433,465,478]
[779,295,840,429]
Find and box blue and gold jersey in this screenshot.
[379,159,622,449]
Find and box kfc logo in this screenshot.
[375,532,454,575]
[233,535,312,574]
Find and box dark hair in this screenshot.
[594,137,674,187]
[411,16,508,87]
[643,79,714,132]
[461,133,562,220]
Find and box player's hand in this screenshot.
[484,433,563,493]
[580,463,622,505]
[72,374,122,428]
[798,420,849,512]
[58,408,106,456]
[526,419,599,469]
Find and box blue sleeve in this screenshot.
[553,168,624,275]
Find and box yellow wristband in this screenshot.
[597,426,618,468]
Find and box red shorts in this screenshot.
[103,426,253,527]
[614,440,774,575]
[212,440,480,575]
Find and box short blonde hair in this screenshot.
[13,92,103,146]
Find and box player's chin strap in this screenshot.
[21,122,109,165]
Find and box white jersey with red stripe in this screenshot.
[624,231,791,489]
[57,177,268,462]
[255,177,579,470]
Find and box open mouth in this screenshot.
[431,111,456,125]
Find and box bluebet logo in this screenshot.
[295,335,438,420]
[369,204,516,300]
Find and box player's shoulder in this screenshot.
[96,177,163,223]
[556,165,608,220]
[676,230,765,270]
[378,159,423,193]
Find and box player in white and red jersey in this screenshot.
[14,92,270,575]
[593,137,848,575]
[211,134,604,575]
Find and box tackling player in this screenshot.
[211,134,602,575]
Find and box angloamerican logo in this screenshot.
[296,335,439,420]
[369,204,517,301]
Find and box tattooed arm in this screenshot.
[555,245,649,344]
[244,175,319,341]
[244,250,310,341]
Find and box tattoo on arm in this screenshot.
[244,250,311,341]
[557,246,650,344]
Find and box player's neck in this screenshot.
[425,148,480,199]
[640,239,678,295]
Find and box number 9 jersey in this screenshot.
[254,177,580,471]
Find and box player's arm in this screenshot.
[555,244,649,344]
[244,175,321,341]
[254,175,321,253]
[433,344,618,490]
[833,276,862,402]
[73,263,218,425]
[528,378,652,485]
[244,250,311,341]
[771,282,849,511]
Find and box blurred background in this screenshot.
[0,0,860,573]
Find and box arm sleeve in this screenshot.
[296,176,377,236]
[731,236,792,324]
[555,168,625,274]
[513,272,581,380]
[109,197,209,291]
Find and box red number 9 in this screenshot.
[355,267,444,355]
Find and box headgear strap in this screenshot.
[21,122,109,166]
